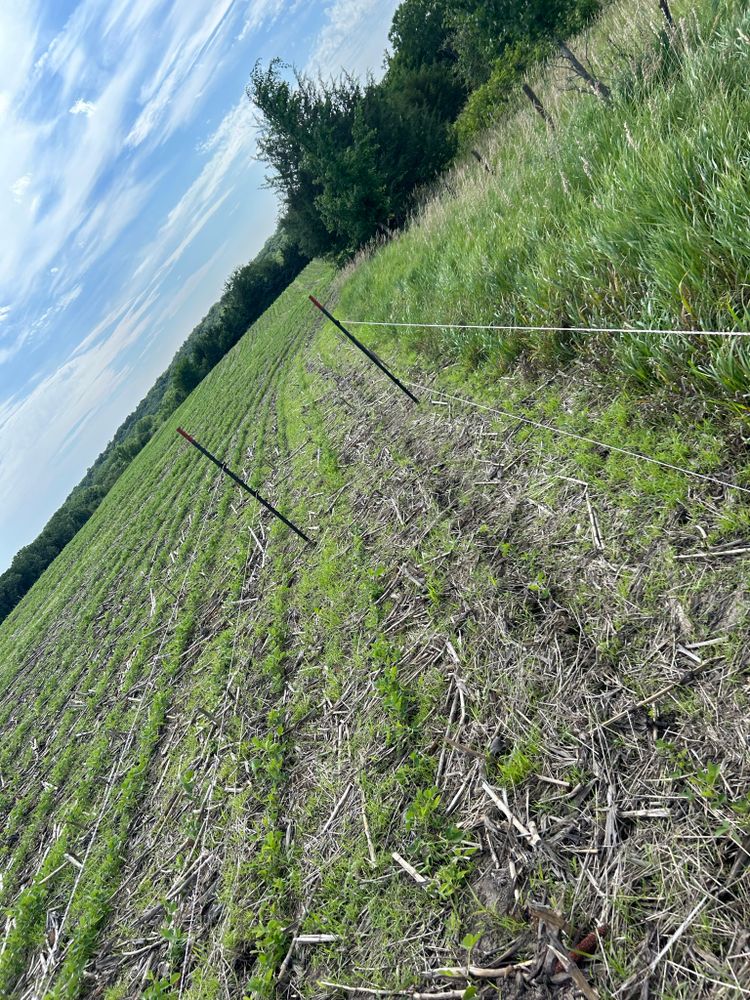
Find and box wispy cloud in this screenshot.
[0,336,134,516]
[134,97,258,284]
[0,2,41,110]
[69,98,96,116]
[238,0,285,41]
[307,0,398,76]
[0,48,146,305]
[125,0,238,149]
[9,174,32,203]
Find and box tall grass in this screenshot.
[338,0,750,411]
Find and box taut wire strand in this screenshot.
[341,319,750,338]
[406,381,750,497]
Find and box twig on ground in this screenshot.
[482,781,542,846]
[392,852,428,885]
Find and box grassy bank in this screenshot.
[339,0,750,411]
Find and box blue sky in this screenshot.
[0,0,399,572]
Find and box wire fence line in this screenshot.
[340,319,750,339]
[315,304,750,497]
[406,380,750,496]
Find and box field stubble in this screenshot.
[0,249,748,999]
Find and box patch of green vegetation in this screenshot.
[338,0,750,414]
[488,736,540,788]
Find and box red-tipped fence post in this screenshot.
[176,428,313,544]
[309,296,420,405]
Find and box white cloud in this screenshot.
[67,97,256,369]
[57,284,83,310]
[308,0,398,76]
[0,306,10,323]
[0,1,220,313]
[160,244,227,323]
[69,98,96,116]
[0,2,40,108]
[125,0,238,149]
[101,0,164,37]
[10,174,31,203]
[134,97,257,283]
[0,342,129,512]
[0,56,154,297]
[0,343,22,366]
[0,283,86,365]
[0,50,147,305]
[74,172,162,275]
[0,277,166,507]
[33,0,104,103]
[0,0,273,343]
[238,0,284,41]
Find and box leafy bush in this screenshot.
[454,41,545,144]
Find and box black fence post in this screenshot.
[557,41,612,103]
[309,296,420,405]
[659,0,675,28]
[522,83,556,131]
[177,428,313,544]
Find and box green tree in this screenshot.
[447,0,603,88]
[388,0,457,70]
[248,61,358,257]
[248,56,464,257]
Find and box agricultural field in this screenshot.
[0,250,748,997]
[2,0,750,997]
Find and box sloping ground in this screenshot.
[0,249,748,999]
[0,262,334,997]
[3,2,750,994]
